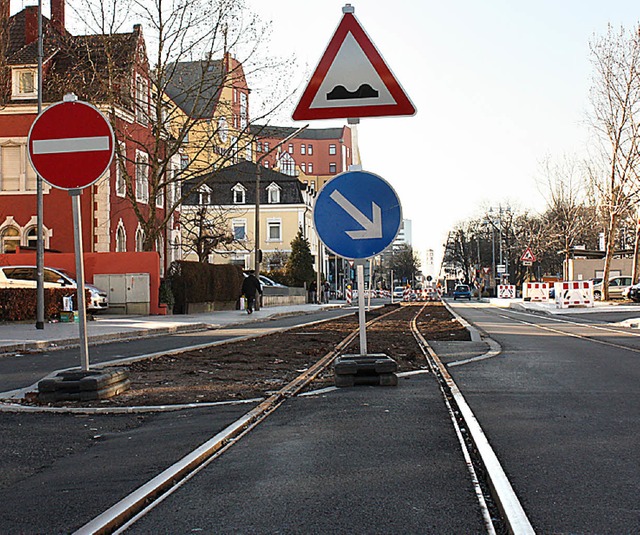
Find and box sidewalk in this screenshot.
[0,302,346,355]
[484,296,640,317]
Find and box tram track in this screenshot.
[73,302,533,534]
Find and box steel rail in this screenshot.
[410,304,535,535]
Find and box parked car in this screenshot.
[453,284,472,300]
[242,271,287,288]
[393,286,404,299]
[0,265,109,311]
[592,276,633,300]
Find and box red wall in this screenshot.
[0,251,161,314]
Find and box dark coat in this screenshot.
[242,274,262,297]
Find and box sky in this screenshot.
[244,0,640,269]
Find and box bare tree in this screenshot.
[538,156,598,278]
[179,204,235,263]
[588,24,640,297]
[66,0,295,253]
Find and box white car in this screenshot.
[0,265,109,311]
[393,286,404,299]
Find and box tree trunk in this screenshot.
[602,214,618,300]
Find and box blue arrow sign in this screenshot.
[313,170,402,259]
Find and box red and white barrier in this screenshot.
[346,285,352,305]
[498,284,516,299]
[403,287,412,302]
[554,281,593,308]
[523,282,550,302]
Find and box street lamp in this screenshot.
[253,124,308,310]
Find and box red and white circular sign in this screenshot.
[28,99,115,190]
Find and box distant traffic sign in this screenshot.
[313,170,402,259]
[292,6,415,121]
[521,247,536,263]
[28,97,115,190]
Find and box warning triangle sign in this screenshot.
[521,247,536,263]
[292,9,416,121]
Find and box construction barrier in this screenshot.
[554,281,594,308]
[523,282,550,302]
[498,284,516,299]
[403,287,412,302]
[346,285,352,305]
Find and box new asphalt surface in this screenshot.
[2,298,638,533]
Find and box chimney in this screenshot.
[24,6,37,45]
[51,0,65,32]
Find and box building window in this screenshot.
[264,142,270,152]
[300,144,306,155]
[263,161,269,168]
[135,226,145,252]
[116,142,126,197]
[135,73,149,124]
[12,68,37,99]
[267,182,281,204]
[135,151,149,203]
[279,152,296,176]
[308,144,313,155]
[156,182,164,208]
[329,144,337,155]
[26,227,38,248]
[257,141,263,153]
[0,143,37,193]
[288,143,294,154]
[232,183,246,204]
[245,142,252,161]
[329,162,337,174]
[0,226,19,252]
[267,219,282,242]
[232,219,246,240]
[116,221,127,252]
[300,163,306,173]
[198,186,211,205]
[308,162,313,174]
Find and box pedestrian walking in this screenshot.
[241,271,262,314]
[309,280,317,304]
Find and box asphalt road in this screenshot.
[446,301,640,534]
[0,307,353,394]
[124,375,486,534]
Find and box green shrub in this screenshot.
[0,288,83,321]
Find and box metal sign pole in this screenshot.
[70,189,90,371]
[356,259,367,356]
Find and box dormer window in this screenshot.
[12,68,37,99]
[266,182,281,204]
[198,185,212,205]
[232,183,246,204]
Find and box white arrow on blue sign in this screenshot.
[313,170,402,259]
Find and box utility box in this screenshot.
[94,273,150,315]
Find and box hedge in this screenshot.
[0,288,83,321]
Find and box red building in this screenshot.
[251,125,353,191]
[0,1,177,273]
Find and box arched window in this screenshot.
[116,221,126,252]
[135,226,145,252]
[0,226,20,253]
[25,227,38,249]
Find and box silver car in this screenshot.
[592,276,632,300]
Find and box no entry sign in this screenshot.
[28,97,115,190]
